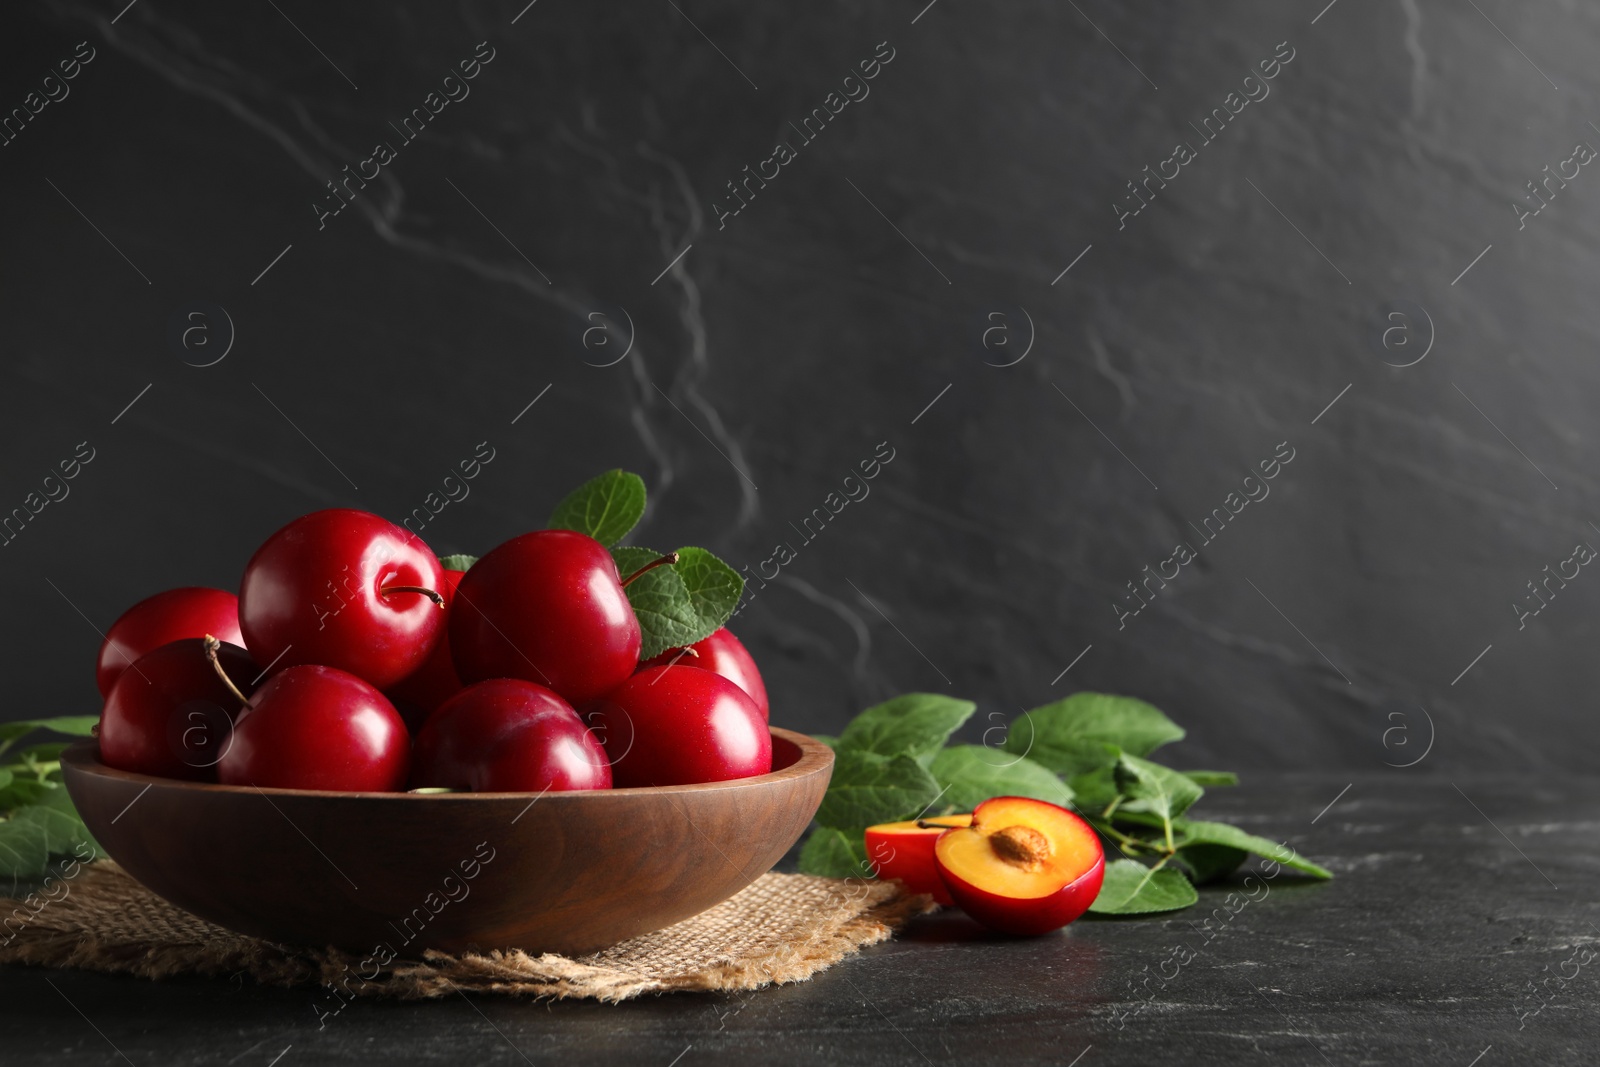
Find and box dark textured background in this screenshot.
[5,2,1600,1064]
[6,0,1595,775]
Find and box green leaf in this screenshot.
[613,546,745,659]
[13,804,82,854]
[671,547,743,637]
[0,716,98,750]
[814,751,942,832]
[0,723,35,746]
[1005,693,1184,777]
[18,716,97,737]
[613,546,698,661]
[1115,754,1204,823]
[837,694,976,764]
[928,746,1074,811]
[611,546,664,582]
[811,735,838,750]
[13,742,70,767]
[796,828,872,878]
[0,776,54,809]
[0,818,50,879]
[549,469,647,546]
[1173,820,1332,880]
[437,553,479,571]
[1182,770,1239,788]
[0,717,98,763]
[1067,765,1120,813]
[0,769,11,793]
[41,785,102,858]
[1174,843,1248,884]
[11,784,92,853]
[1089,859,1198,915]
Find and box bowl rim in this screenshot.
[62,727,833,800]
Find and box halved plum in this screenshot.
[933,796,1104,935]
[865,814,974,904]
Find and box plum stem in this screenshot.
[915,819,968,830]
[621,551,680,588]
[202,634,251,708]
[380,585,446,608]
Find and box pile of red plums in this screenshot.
[96,509,772,793]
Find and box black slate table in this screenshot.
[4,773,1595,1066]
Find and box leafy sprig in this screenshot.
[551,471,743,657]
[0,718,104,880]
[548,469,647,548]
[441,470,745,657]
[796,692,1330,916]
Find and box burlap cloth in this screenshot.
[0,863,931,1002]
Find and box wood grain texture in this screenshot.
[61,729,832,956]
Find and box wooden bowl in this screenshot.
[61,728,832,956]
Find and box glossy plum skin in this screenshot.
[937,852,1105,936]
[864,815,974,905]
[98,638,257,781]
[217,665,410,791]
[97,588,243,698]
[450,530,641,707]
[642,627,769,720]
[410,679,611,793]
[585,665,770,787]
[385,569,466,731]
[238,509,445,690]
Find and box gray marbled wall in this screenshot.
[3,0,1595,775]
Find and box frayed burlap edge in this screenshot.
[0,862,934,1002]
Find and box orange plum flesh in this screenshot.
[933,796,1105,935]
